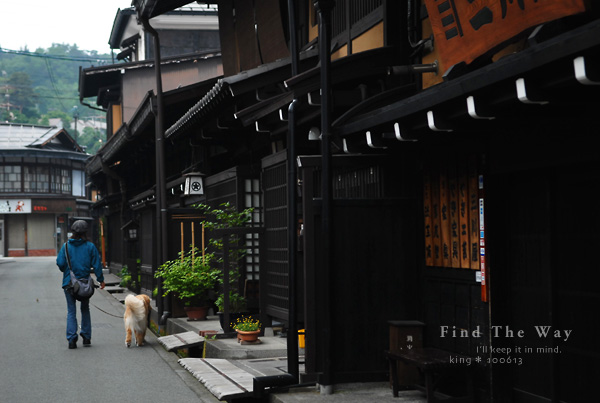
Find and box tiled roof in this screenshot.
[0,123,82,153]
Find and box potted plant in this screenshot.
[154,246,220,320]
[195,202,254,328]
[232,316,262,342]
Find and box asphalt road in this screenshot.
[0,257,220,403]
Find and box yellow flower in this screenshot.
[232,316,261,331]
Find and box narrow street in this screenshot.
[0,257,219,403]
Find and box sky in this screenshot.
[0,1,135,55]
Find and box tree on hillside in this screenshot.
[0,43,112,154]
[7,71,38,113]
[79,126,105,154]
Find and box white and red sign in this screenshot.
[0,199,32,214]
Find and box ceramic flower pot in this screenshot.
[236,329,260,342]
[184,306,209,321]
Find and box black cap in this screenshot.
[71,220,89,233]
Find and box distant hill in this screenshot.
[0,43,117,154]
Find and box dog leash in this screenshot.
[91,302,123,318]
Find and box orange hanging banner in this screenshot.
[423,0,586,69]
[439,165,451,267]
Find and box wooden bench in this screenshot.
[386,347,476,402]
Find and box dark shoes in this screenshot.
[68,336,91,349]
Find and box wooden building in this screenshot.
[82,1,600,401]
[0,123,90,257]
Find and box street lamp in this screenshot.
[183,172,204,196]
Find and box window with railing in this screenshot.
[312,164,384,199]
[0,160,81,195]
[24,166,50,192]
[51,167,72,194]
[314,0,383,52]
[244,178,262,282]
[0,165,22,192]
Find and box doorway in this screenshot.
[490,164,600,402]
[0,219,4,257]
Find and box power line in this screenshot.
[0,47,112,64]
[44,58,68,112]
[36,95,80,100]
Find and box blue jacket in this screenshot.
[56,238,105,288]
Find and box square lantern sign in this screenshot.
[184,175,204,195]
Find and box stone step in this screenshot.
[102,273,122,286]
[204,334,287,359]
[91,273,121,286]
[105,285,127,294]
[158,331,205,352]
[112,292,135,303]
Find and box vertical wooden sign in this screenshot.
[431,164,442,266]
[448,160,460,268]
[458,161,470,269]
[423,167,434,266]
[439,164,451,268]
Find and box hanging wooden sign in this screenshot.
[423,168,434,267]
[431,165,442,266]
[448,161,460,268]
[439,165,451,267]
[458,161,470,269]
[423,0,586,69]
[424,157,480,270]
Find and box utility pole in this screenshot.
[71,105,79,141]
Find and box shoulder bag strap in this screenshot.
[65,242,72,270]
[65,242,79,282]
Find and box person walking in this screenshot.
[56,220,106,349]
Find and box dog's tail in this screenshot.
[124,295,148,331]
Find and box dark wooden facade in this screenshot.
[82,1,600,401]
[298,154,420,382]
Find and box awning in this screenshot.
[334,18,600,141]
[132,0,194,19]
[232,47,404,135]
[165,49,319,140]
[87,78,219,177]
[79,52,219,103]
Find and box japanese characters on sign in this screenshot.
[423,157,479,270]
[423,0,586,70]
